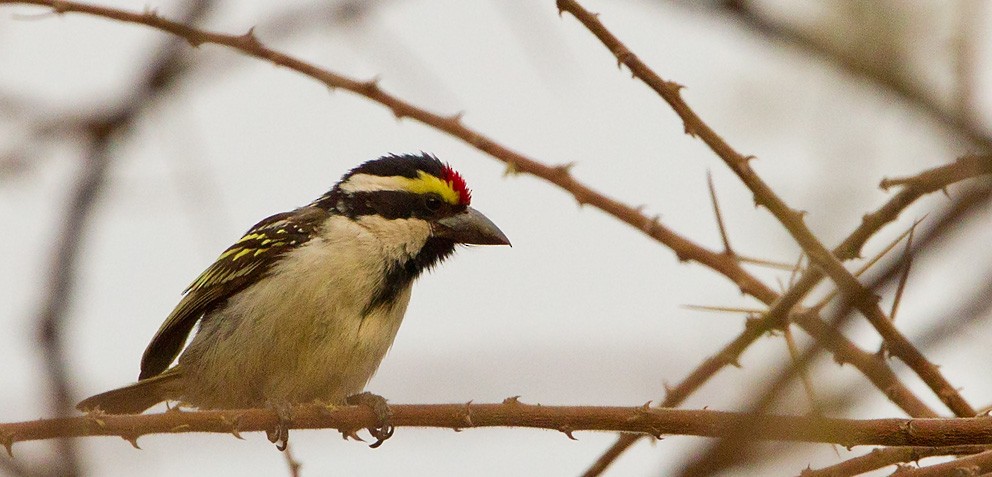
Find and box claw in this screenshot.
[265,400,294,451]
[346,392,395,448]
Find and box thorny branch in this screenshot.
[5,402,992,451]
[556,0,975,420]
[553,0,992,472]
[710,0,992,152]
[3,3,987,435]
[681,182,992,476]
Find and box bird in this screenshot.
[77,153,510,448]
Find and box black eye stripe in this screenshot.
[342,191,445,219]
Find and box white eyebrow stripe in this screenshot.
[338,173,412,193]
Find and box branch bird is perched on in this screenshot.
[78,153,510,448]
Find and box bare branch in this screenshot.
[706,170,733,255]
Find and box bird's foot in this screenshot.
[346,392,394,448]
[265,399,294,451]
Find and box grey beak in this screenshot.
[435,207,510,246]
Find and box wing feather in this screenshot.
[138,206,330,379]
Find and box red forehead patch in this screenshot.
[443,164,472,205]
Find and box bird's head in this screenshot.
[312,153,509,274]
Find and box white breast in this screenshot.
[178,214,431,408]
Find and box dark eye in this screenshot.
[424,194,443,212]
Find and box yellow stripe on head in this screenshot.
[339,171,462,205]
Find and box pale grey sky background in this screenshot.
[1,0,991,475]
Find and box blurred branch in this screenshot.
[32,117,111,477]
[952,0,981,128]
[801,445,991,477]
[6,402,992,450]
[895,449,992,477]
[710,0,992,151]
[19,1,215,475]
[912,274,992,354]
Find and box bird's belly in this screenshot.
[177,243,413,409]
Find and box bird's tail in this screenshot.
[77,367,184,414]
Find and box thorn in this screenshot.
[503,162,520,177]
[0,432,13,457]
[722,352,742,368]
[555,0,565,16]
[640,401,653,412]
[362,76,381,94]
[707,170,733,255]
[573,191,588,208]
[186,34,206,48]
[555,161,577,175]
[646,428,664,440]
[559,426,578,440]
[238,27,261,49]
[642,215,661,235]
[612,46,633,69]
[790,209,808,223]
[683,122,698,138]
[121,433,142,450]
[448,111,465,124]
[502,396,522,405]
[221,414,246,440]
[941,187,951,199]
[463,401,474,427]
[341,429,364,442]
[50,0,69,14]
[392,108,405,121]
